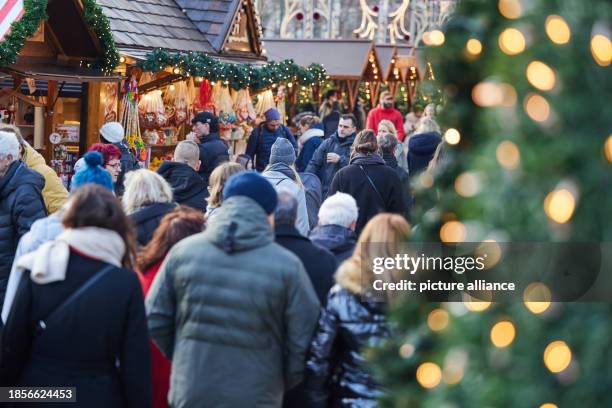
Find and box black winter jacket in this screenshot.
[129,202,176,246]
[382,151,413,219]
[275,224,338,305]
[329,153,407,235]
[304,283,391,407]
[0,250,151,408]
[157,161,207,212]
[114,141,140,197]
[0,161,46,306]
[305,132,356,198]
[309,224,356,264]
[197,132,230,187]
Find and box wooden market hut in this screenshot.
[374,44,422,107]
[0,0,123,178]
[264,38,382,110]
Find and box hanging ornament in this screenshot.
[120,75,146,161]
[296,12,304,21]
[233,89,257,124]
[138,90,166,129]
[276,85,287,125]
[213,82,236,140]
[255,89,276,117]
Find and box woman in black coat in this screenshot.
[123,169,177,246]
[328,129,407,235]
[0,185,151,408]
[304,214,411,407]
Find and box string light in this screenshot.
[544,341,572,373]
[463,293,492,312]
[440,221,467,242]
[466,38,483,56]
[427,309,450,331]
[428,30,446,46]
[416,362,442,388]
[496,140,521,169]
[490,321,516,348]
[498,0,522,19]
[455,172,482,197]
[544,188,576,223]
[524,93,551,122]
[444,128,461,145]
[591,34,611,67]
[499,28,526,55]
[604,135,612,162]
[523,282,551,314]
[545,15,571,44]
[526,61,556,91]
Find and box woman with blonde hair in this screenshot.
[305,213,410,407]
[377,119,408,170]
[406,116,442,175]
[206,162,244,220]
[328,129,407,235]
[123,169,175,246]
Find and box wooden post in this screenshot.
[44,80,58,160]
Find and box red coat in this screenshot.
[139,259,170,408]
[366,106,406,141]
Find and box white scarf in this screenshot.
[16,227,126,284]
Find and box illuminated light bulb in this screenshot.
[422,31,432,45]
[498,0,522,19]
[369,56,375,63]
[419,172,434,188]
[605,134,612,162]
[591,34,611,67]
[391,58,396,64]
[526,61,556,91]
[119,56,126,63]
[429,30,445,46]
[540,403,558,408]
[544,341,572,373]
[545,15,571,44]
[427,308,450,332]
[169,84,175,91]
[523,282,551,314]
[499,28,526,55]
[496,140,521,169]
[524,93,551,122]
[440,221,467,243]
[287,83,293,88]
[490,321,516,348]
[472,81,503,107]
[416,362,442,388]
[466,38,483,56]
[444,128,461,145]
[463,292,492,312]
[544,188,576,223]
[173,67,180,74]
[455,172,481,197]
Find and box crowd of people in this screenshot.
[0,90,444,407]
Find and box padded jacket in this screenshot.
[23,144,68,214]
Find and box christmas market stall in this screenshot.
[375,43,423,111]
[99,0,326,167]
[0,0,122,187]
[264,38,382,111]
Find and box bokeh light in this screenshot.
[523,282,552,314]
[416,362,442,388]
[466,38,483,55]
[605,134,612,162]
[545,15,571,44]
[440,221,467,242]
[544,189,576,223]
[540,404,558,408]
[524,93,551,122]
[444,128,461,144]
[455,172,482,197]
[429,30,446,46]
[490,321,516,348]
[496,140,521,170]
[526,61,556,91]
[591,34,611,67]
[499,28,526,55]
[463,293,491,312]
[544,341,572,373]
[498,0,522,19]
[427,308,450,332]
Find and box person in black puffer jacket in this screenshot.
[0,131,47,307]
[157,141,208,212]
[406,117,442,175]
[245,108,297,172]
[305,213,411,408]
[378,132,413,219]
[328,130,407,235]
[123,169,176,247]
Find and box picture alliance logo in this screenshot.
[372,253,487,275]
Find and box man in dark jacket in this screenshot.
[189,111,230,187]
[99,121,140,196]
[299,172,322,230]
[275,192,338,305]
[147,172,319,408]
[309,192,358,264]
[245,108,297,172]
[0,131,46,307]
[378,133,413,218]
[306,114,358,198]
[157,141,207,212]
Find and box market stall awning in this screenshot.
[375,44,396,81]
[2,63,123,82]
[264,39,375,80]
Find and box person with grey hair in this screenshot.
[0,131,46,307]
[309,192,358,263]
[157,141,208,212]
[123,169,176,247]
[378,132,412,218]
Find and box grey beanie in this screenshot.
[269,138,296,166]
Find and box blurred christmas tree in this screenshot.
[412,63,445,111]
[370,0,612,407]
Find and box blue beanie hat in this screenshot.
[222,171,278,214]
[71,151,114,192]
[264,108,281,122]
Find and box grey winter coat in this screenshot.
[146,196,320,408]
[262,163,310,236]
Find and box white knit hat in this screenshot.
[99,121,124,143]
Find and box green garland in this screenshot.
[0,0,119,72]
[0,0,48,67]
[82,0,120,73]
[138,49,328,92]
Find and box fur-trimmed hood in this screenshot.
[335,257,364,295]
[299,128,324,148]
